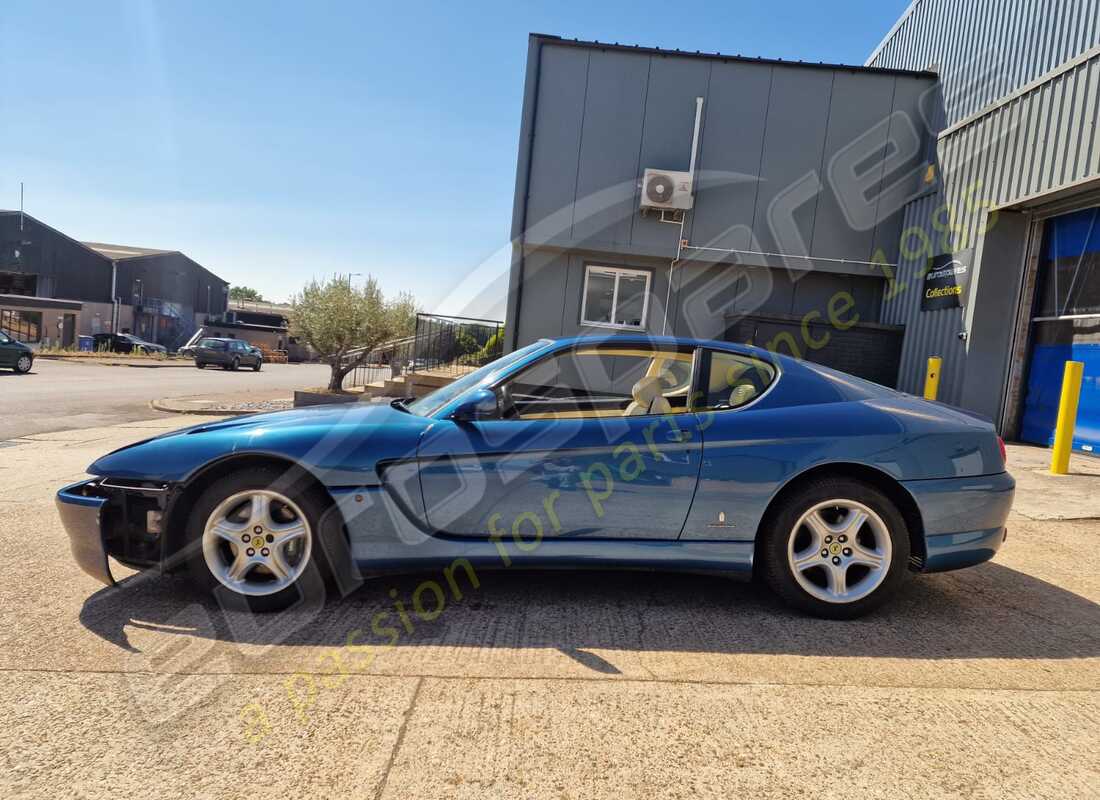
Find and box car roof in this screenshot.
[547,333,782,364]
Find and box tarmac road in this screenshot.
[0,358,332,440]
[0,417,1097,798]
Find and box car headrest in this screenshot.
[729,382,758,407]
[631,375,667,405]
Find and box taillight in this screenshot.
[997,436,1007,467]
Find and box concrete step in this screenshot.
[406,373,453,389]
[360,379,398,398]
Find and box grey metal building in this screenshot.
[505,34,941,387]
[507,4,1100,451]
[868,0,1100,449]
[0,211,229,349]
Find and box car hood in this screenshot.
[155,402,403,438]
[89,401,433,484]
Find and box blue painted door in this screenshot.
[1020,206,1100,452]
[416,414,703,539]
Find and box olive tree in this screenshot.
[291,277,417,392]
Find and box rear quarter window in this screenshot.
[698,350,777,411]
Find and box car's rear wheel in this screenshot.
[14,354,32,374]
[196,362,205,369]
[184,468,333,612]
[761,478,909,619]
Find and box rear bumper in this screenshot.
[903,471,1015,573]
[56,479,115,586]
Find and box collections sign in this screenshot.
[921,251,971,311]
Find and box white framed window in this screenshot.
[580,265,651,329]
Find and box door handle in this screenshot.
[666,429,692,443]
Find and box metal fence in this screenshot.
[346,313,503,388]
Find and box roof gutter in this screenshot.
[110,260,119,332]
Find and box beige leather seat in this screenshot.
[625,375,673,416]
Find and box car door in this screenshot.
[0,332,16,367]
[208,339,229,363]
[416,343,704,540]
[677,347,783,540]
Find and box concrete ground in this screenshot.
[1006,442,1100,520]
[0,359,331,440]
[1,418,1098,798]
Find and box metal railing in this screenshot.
[345,313,503,388]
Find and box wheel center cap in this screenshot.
[830,543,842,555]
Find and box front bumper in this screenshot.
[56,479,114,586]
[56,478,169,586]
[903,471,1016,573]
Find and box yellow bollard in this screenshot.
[923,356,942,401]
[1050,360,1084,475]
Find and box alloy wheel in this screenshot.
[202,489,313,596]
[786,499,892,604]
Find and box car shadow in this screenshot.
[79,560,1100,663]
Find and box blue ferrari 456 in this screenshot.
[57,335,1014,618]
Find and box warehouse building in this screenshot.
[506,2,1100,449]
[868,0,1100,449]
[0,211,228,350]
[504,34,940,388]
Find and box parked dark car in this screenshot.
[0,330,34,373]
[92,333,167,355]
[194,337,262,371]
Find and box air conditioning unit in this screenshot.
[640,168,694,211]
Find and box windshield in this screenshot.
[406,340,551,417]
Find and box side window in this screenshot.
[500,346,694,420]
[698,350,776,411]
[580,266,651,329]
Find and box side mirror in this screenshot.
[450,387,499,422]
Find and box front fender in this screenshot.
[88,412,430,488]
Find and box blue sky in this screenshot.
[0,0,908,315]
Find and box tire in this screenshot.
[760,477,910,619]
[196,362,205,369]
[253,360,262,372]
[231,357,240,371]
[13,354,33,374]
[183,467,335,612]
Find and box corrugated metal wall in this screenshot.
[883,45,1100,401]
[519,40,934,264]
[868,0,1100,126]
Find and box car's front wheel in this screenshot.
[184,468,333,612]
[195,362,205,369]
[13,354,32,374]
[761,478,909,619]
[253,360,262,372]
